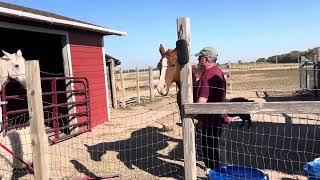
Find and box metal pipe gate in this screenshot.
[1,77,91,144]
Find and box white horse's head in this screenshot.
[1,50,26,88]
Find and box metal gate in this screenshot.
[1,77,91,144]
[299,56,320,90]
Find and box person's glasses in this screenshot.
[198,56,206,61]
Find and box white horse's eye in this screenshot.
[14,64,19,68]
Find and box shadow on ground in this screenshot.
[84,126,184,179]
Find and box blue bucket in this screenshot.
[304,158,320,180]
[207,165,268,180]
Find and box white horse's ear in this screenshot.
[17,49,22,56]
[1,50,11,60]
[159,44,166,55]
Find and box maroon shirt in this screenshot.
[196,66,227,128]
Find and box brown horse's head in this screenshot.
[156,44,180,96]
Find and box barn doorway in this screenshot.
[0,27,71,135]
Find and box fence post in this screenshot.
[110,59,118,109]
[177,17,196,180]
[228,61,232,93]
[136,67,141,104]
[26,60,49,180]
[317,50,320,90]
[120,69,126,107]
[149,66,154,101]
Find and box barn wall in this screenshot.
[68,31,109,127]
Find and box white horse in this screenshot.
[0,50,32,179]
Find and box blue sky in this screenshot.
[4,0,320,69]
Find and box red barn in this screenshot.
[0,2,126,137]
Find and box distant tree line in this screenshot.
[256,47,320,63]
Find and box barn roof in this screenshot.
[0,2,126,36]
[105,54,121,66]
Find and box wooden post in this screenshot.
[136,67,141,104]
[26,60,49,180]
[149,66,154,101]
[177,17,196,180]
[307,74,310,89]
[311,54,318,89]
[315,51,320,89]
[120,69,126,107]
[228,61,232,93]
[110,59,118,109]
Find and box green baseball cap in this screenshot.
[194,47,218,58]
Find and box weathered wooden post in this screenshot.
[26,60,49,180]
[149,66,154,101]
[120,69,126,107]
[315,48,320,90]
[110,59,118,109]
[136,67,141,104]
[228,61,232,94]
[177,17,196,180]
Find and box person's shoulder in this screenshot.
[208,66,223,74]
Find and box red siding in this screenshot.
[69,31,108,128]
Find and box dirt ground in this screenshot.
[10,66,320,180]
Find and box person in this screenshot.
[194,47,227,171]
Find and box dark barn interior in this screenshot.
[0,27,70,135]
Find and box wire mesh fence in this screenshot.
[47,96,183,179]
[195,113,320,179]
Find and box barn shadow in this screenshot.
[84,126,184,179]
[222,121,320,176]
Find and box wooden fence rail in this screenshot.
[184,101,320,114]
[112,67,162,108]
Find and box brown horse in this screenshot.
[157,44,203,96]
[156,44,252,128]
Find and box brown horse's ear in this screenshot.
[159,44,166,55]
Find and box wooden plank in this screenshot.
[110,59,118,109]
[26,60,49,180]
[149,66,154,101]
[118,81,157,90]
[136,67,141,104]
[177,17,196,180]
[120,69,126,107]
[227,61,232,93]
[184,101,320,114]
